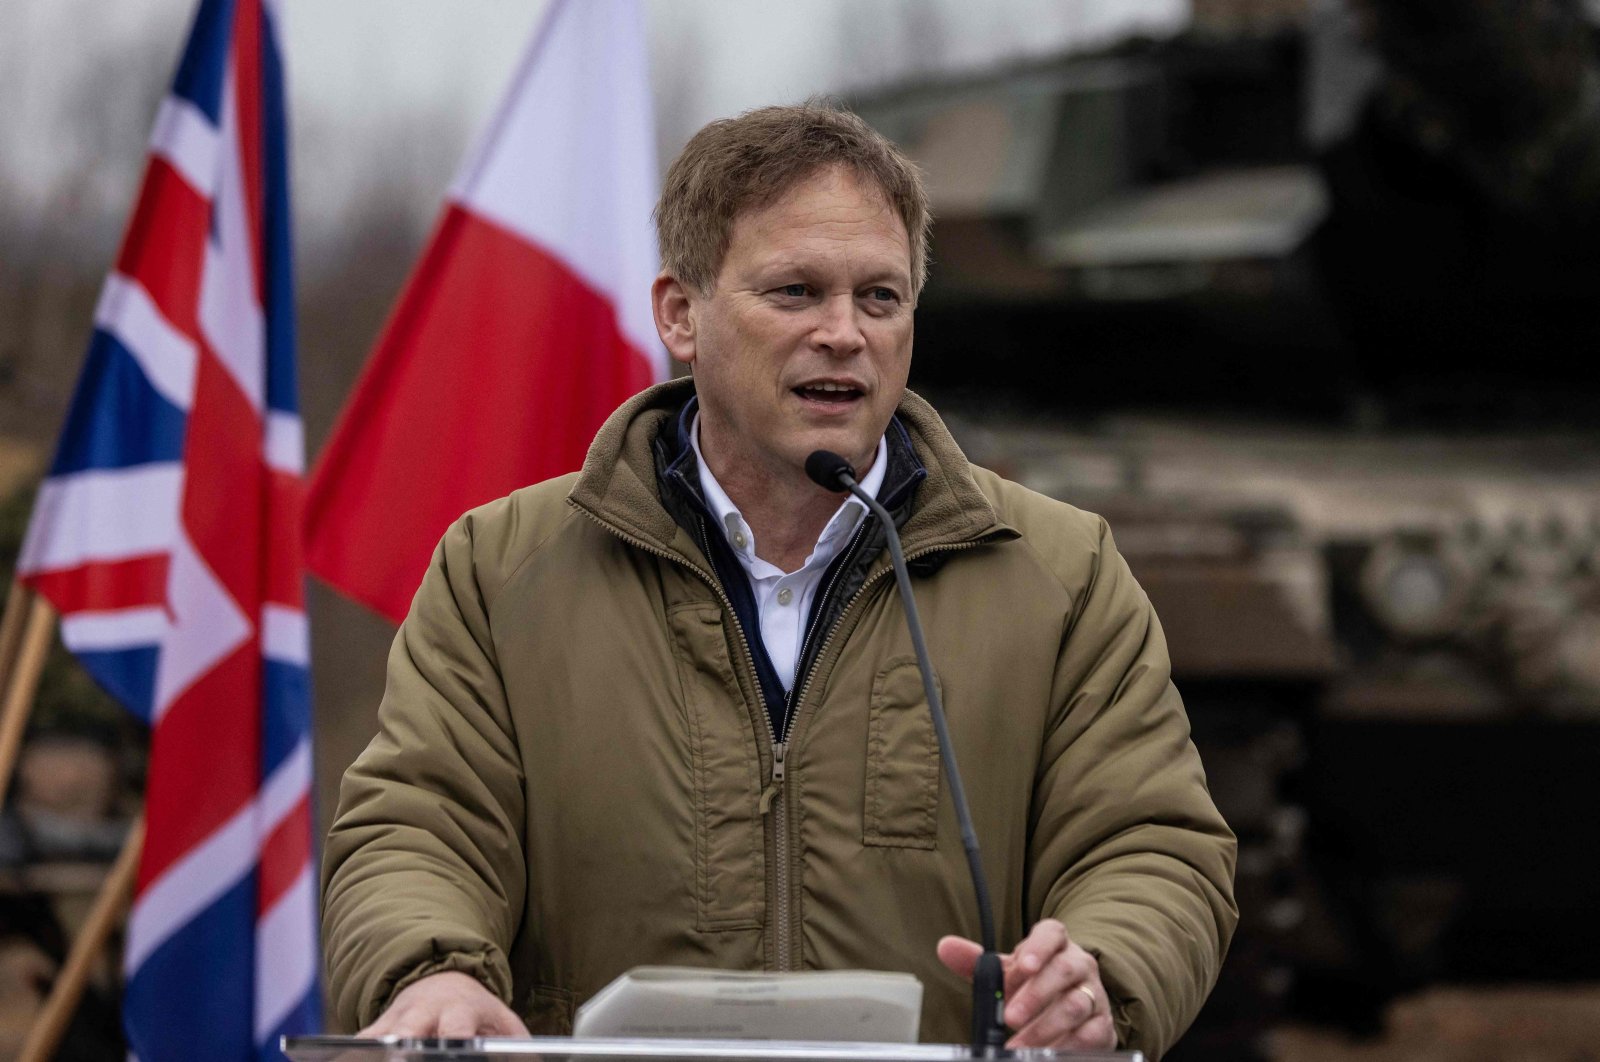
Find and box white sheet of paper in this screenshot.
[574,966,924,1043]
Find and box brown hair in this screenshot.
[655,102,931,297]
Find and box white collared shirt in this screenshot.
[691,418,889,692]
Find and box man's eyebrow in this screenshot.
[744,257,910,286]
[854,268,912,290]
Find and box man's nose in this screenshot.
[811,293,866,356]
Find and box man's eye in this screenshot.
[866,287,899,302]
[778,284,809,297]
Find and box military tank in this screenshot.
[854,1,1600,1055]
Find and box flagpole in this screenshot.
[0,581,55,809]
[0,578,32,673]
[18,814,145,1062]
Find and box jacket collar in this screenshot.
[656,394,921,530]
[566,377,1010,561]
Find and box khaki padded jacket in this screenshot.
[322,380,1237,1058]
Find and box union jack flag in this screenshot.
[14,0,320,1056]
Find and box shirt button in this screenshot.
[732,530,748,550]
[777,588,794,606]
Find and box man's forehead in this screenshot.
[726,169,910,266]
[739,165,895,221]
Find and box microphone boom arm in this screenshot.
[828,463,1009,1055]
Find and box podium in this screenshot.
[282,1037,1143,1062]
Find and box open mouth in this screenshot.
[793,382,864,405]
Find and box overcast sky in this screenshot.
[1,0,1188,265]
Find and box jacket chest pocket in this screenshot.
[864,657,942,849]
[668,602,766,931]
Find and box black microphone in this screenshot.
[806,449,1008,1056]
[803,450,856,493]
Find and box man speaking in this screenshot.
[322,104,1237,1058]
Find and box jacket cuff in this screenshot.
[367,944,516,1027]
[1077,941,1135,1052]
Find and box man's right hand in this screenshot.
[356,971,531,1038]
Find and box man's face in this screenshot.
[659,165,914,483]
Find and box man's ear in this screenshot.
[652,273,698,368]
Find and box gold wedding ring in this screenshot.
[1075,985,1096,1009]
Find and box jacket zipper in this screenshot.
[690,515,796,972]
[767,538,990,968]
[573,505,797,969]
[574,503,995,973]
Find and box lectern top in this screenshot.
[281,1035,1143,1062]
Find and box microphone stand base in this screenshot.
[969,950,1010,1057]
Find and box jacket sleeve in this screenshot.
[1027,517,1238,1060]
[321,512,527,1031]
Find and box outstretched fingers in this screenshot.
[1005,918,1069,997]
[1005,937,1092,1030]
[355,971,531,1039]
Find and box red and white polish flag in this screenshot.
[305,0,666,623]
